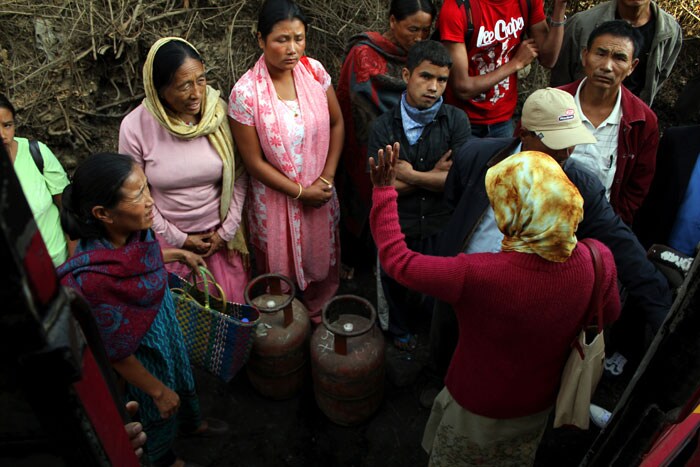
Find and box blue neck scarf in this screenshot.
[400,92,443,145]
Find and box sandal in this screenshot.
[340,263,355,281]
[393,333,417,352]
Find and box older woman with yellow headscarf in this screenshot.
[119,37,249,302]
[369,145,621,466]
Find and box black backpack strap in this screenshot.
[433,0,474,45]
[29,140,44,174]
[460,0,474,47]
[518,0,532,38]
[525,0,532,21]
[455,0,530,45]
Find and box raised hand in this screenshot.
[370,142,399,187]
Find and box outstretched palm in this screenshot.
[370,142,399,188]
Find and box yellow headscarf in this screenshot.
[485,151,583,262]
[142,37,247,257]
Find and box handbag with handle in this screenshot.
[554,238,606,429]
[169,266,260,383]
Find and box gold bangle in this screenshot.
[318,176,332,186]
[293,182,303,199]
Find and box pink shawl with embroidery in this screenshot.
[249,55,336,289]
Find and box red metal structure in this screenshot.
[0,146,138,466]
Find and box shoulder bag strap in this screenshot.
[580,238,604,332]
[29,140,44,174]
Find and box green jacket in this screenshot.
[550,0,682,105]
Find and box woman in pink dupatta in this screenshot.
[228,0,343,324]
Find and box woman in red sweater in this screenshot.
[370,144,621,466]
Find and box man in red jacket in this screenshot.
[558,20,659,226]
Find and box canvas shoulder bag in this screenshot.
[554,238,606,429]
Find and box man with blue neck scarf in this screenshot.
[367,40,471,350]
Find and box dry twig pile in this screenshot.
[0,0,698,165]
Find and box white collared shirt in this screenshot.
[464,144,527,254]
[569,78,622,200]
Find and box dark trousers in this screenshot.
[470,118,514,139]
[427,299,459,381]
[380,233,439,337]
[607,293,651,363]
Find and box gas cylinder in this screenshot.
[244,273,311,400]
[310,295,385,426]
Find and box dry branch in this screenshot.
[0,0,698,163]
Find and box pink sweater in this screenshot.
[370,187,621,418]
[119,104,247,247]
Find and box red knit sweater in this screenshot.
[371,187,621,418]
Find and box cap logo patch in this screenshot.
[558,108,575,121]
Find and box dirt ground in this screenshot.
[168,262,636,467]
[176,264,433,467]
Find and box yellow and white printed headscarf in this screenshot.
[485,151,583,263]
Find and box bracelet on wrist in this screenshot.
[293,182,303,200]
[318,176,332,186]
[548,15,567,27]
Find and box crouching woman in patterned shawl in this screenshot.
[228,0,344,324]
[57,153,225,467]
[370,147,621,466]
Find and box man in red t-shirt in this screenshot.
[437,0,569,137]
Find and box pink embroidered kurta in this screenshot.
[228,56,339,295]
